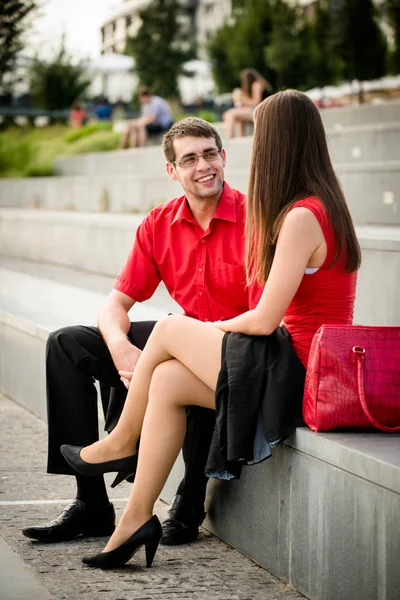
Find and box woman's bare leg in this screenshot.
[80,315,224,464]
[103,358,215,552]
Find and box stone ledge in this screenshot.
[288,427,400,494]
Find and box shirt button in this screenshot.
[204,317,209,322]
[201,239,205,244]
[198,267,203,272]
[199,291,203,296]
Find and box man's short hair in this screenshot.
[162,117,222,163]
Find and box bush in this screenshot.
[0,132,35,176]
[24,162,54,177]
[66,131,120,155]
[65,121,112,143]
[196,110,218,123]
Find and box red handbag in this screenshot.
[303,325,400,432]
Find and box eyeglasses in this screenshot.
[173,149,222,169]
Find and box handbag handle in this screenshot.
[353,346,400,433]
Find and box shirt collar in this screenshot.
[171,182,238,226]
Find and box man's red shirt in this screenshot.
[115,183,259,322]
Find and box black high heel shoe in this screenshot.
[60,444,137,488]
[82,515,162,568]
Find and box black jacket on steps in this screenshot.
[206,326,306,480]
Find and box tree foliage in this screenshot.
[29,41,91,111]
[0,0,36,89]
[336,0,387,84]
[125,0,194,98]
[386,0,400,73]
[207,0,389,96]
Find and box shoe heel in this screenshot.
[111,471,130,488]
[145,536,160,568]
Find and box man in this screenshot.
[23,117,257,546]
[120,86,173,149]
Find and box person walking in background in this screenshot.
[223,68,273,138]
[22,117,260,548]
[61,90,361,569]
[120,86,173,149]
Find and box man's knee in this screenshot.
[46,325,77,354]
[46,324,101,358]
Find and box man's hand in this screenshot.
[108,338,142,389]
[118,370,133,389]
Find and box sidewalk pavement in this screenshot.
[0,395,304,600]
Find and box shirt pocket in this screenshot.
[214,261,247,295]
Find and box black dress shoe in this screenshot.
[22,499,115,543]
[161,494,206,546]
[60,445,137,487]
[82,515,162,568]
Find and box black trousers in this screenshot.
[46,322,216,513]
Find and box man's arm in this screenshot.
[98,289,142,386]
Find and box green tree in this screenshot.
[207,24,239,93]
[386,0,400,73]
[207,0,276,93]
[0,0,37,90]
[264,0,302,89]
[337,0,387,101]
[29,41,91,113]
[311,0,343,88]
[125,0,194,98]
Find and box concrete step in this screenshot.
[226,161,400,227]
[1,160,399,226]
[1,264,399,600]
[0,172,182,213]
[214,100,400,139]
[0,266,178,421]
[319,99,400,129]
[52,119,400,178]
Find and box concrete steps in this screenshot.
[1,209,398,326]
[50,120,400,178]
[1,160,399,226]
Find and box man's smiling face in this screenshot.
[166,136,226,203]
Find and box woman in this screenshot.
[223,68,273,138]
[61,90,361,568]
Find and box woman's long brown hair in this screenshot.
[245,89,361,285]
[241,68,272,98]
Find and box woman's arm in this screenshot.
[214,207,325,336]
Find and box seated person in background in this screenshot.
[94,97,112,121]
[120,86,173,149]
[70,102,87,129]
[223,68,273,138]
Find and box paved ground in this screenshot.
[0,395,304,600]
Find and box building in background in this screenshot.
[100,0,197,55]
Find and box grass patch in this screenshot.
[0,124,121,178]
[65,121,112,143]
